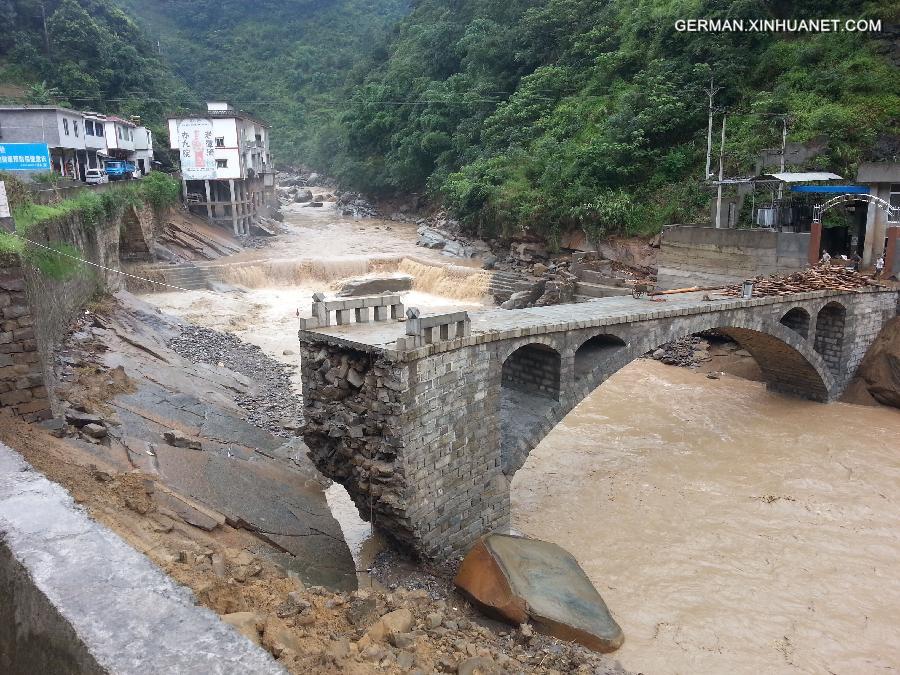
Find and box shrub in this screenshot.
[139,171,180,212]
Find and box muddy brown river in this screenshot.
[145,202,900,674]
[515,359,900,675]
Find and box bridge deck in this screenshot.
[297,288,884,357]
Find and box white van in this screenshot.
[85,168,108,185]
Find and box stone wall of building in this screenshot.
[657,226,810,290]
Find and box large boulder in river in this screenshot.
[455,534,624,653]
[844,317,900,408]
[337,274,413,297]
[294,188,313,203]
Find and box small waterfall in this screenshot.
[397,259,491,300]
[218,258,371,288]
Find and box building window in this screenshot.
[73,120,79,137]
[96,124,103,138]
[63,118,69,135]
[889,184,900,223]
[215,137,225,147]
[216,159,228,168]
[85,120,93,135]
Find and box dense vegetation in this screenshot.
[3,0,897,243]
[332,0,898,241]
[112,0,408,164]
[0,0,196,147]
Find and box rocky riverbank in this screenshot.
[11,290,630,675]
[167,324,303,437]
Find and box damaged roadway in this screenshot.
[44,290,357,591]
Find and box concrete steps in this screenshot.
[152,265,214,291]
[488,271,522,302]
[574,281,633,299]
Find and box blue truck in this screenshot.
[103,159,136,181]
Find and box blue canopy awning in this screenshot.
[789,184,869,194]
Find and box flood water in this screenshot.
[514,359,900,675]
[143,202,900,674]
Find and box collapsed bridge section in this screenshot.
[297,288,899,560]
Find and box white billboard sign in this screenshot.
[177,119,217,180]
[0,182,10,219]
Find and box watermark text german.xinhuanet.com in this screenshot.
[675,18,883,33]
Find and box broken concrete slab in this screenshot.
[64,409,104,427]
[455,534,624,653]
[150,483,226,531]
[163,429,203,450]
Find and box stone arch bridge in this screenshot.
[297,288,898,559]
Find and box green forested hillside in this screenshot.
[0,0,196,141]
[113,0,408,164]
[333,0,899,242]
[5,0,896,243]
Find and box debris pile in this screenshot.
[722,265,879,298]
[648,336,712,368]
[167,325,303,436]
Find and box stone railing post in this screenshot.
[396,308,471,350]
[299,292,405,329]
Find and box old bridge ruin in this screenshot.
[297,288,899,559]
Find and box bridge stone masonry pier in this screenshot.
[297,288,899,560]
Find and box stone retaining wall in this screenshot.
[0,255,48,422]
[4,206,125,420]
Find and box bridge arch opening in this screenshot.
[500,343,562,474]
[575,334,627,381]
[780,307,811,339]
[814,302,846,374]
[501,322,833,477]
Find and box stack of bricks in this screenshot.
[0,256,49,422]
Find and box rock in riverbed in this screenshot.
[455,534,624,653]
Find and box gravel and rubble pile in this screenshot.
[197,558,629,675]
[648,336,712,368]
[167,325,303,437]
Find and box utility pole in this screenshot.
[715,112,727,229]
[777,116,788,200]
[703,76,722,179]
[40,1,51,56]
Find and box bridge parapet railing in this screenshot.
[397,308,471,350]
[298,292,405,329]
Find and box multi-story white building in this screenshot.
[81,111,108,171]
[0,106,154,181]
[133,126,154,177]
[0,105,86,179]
[104,116,136,160]
[167,102,275,235]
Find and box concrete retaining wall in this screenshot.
[658,226,810,289]
[0,442,284,675]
